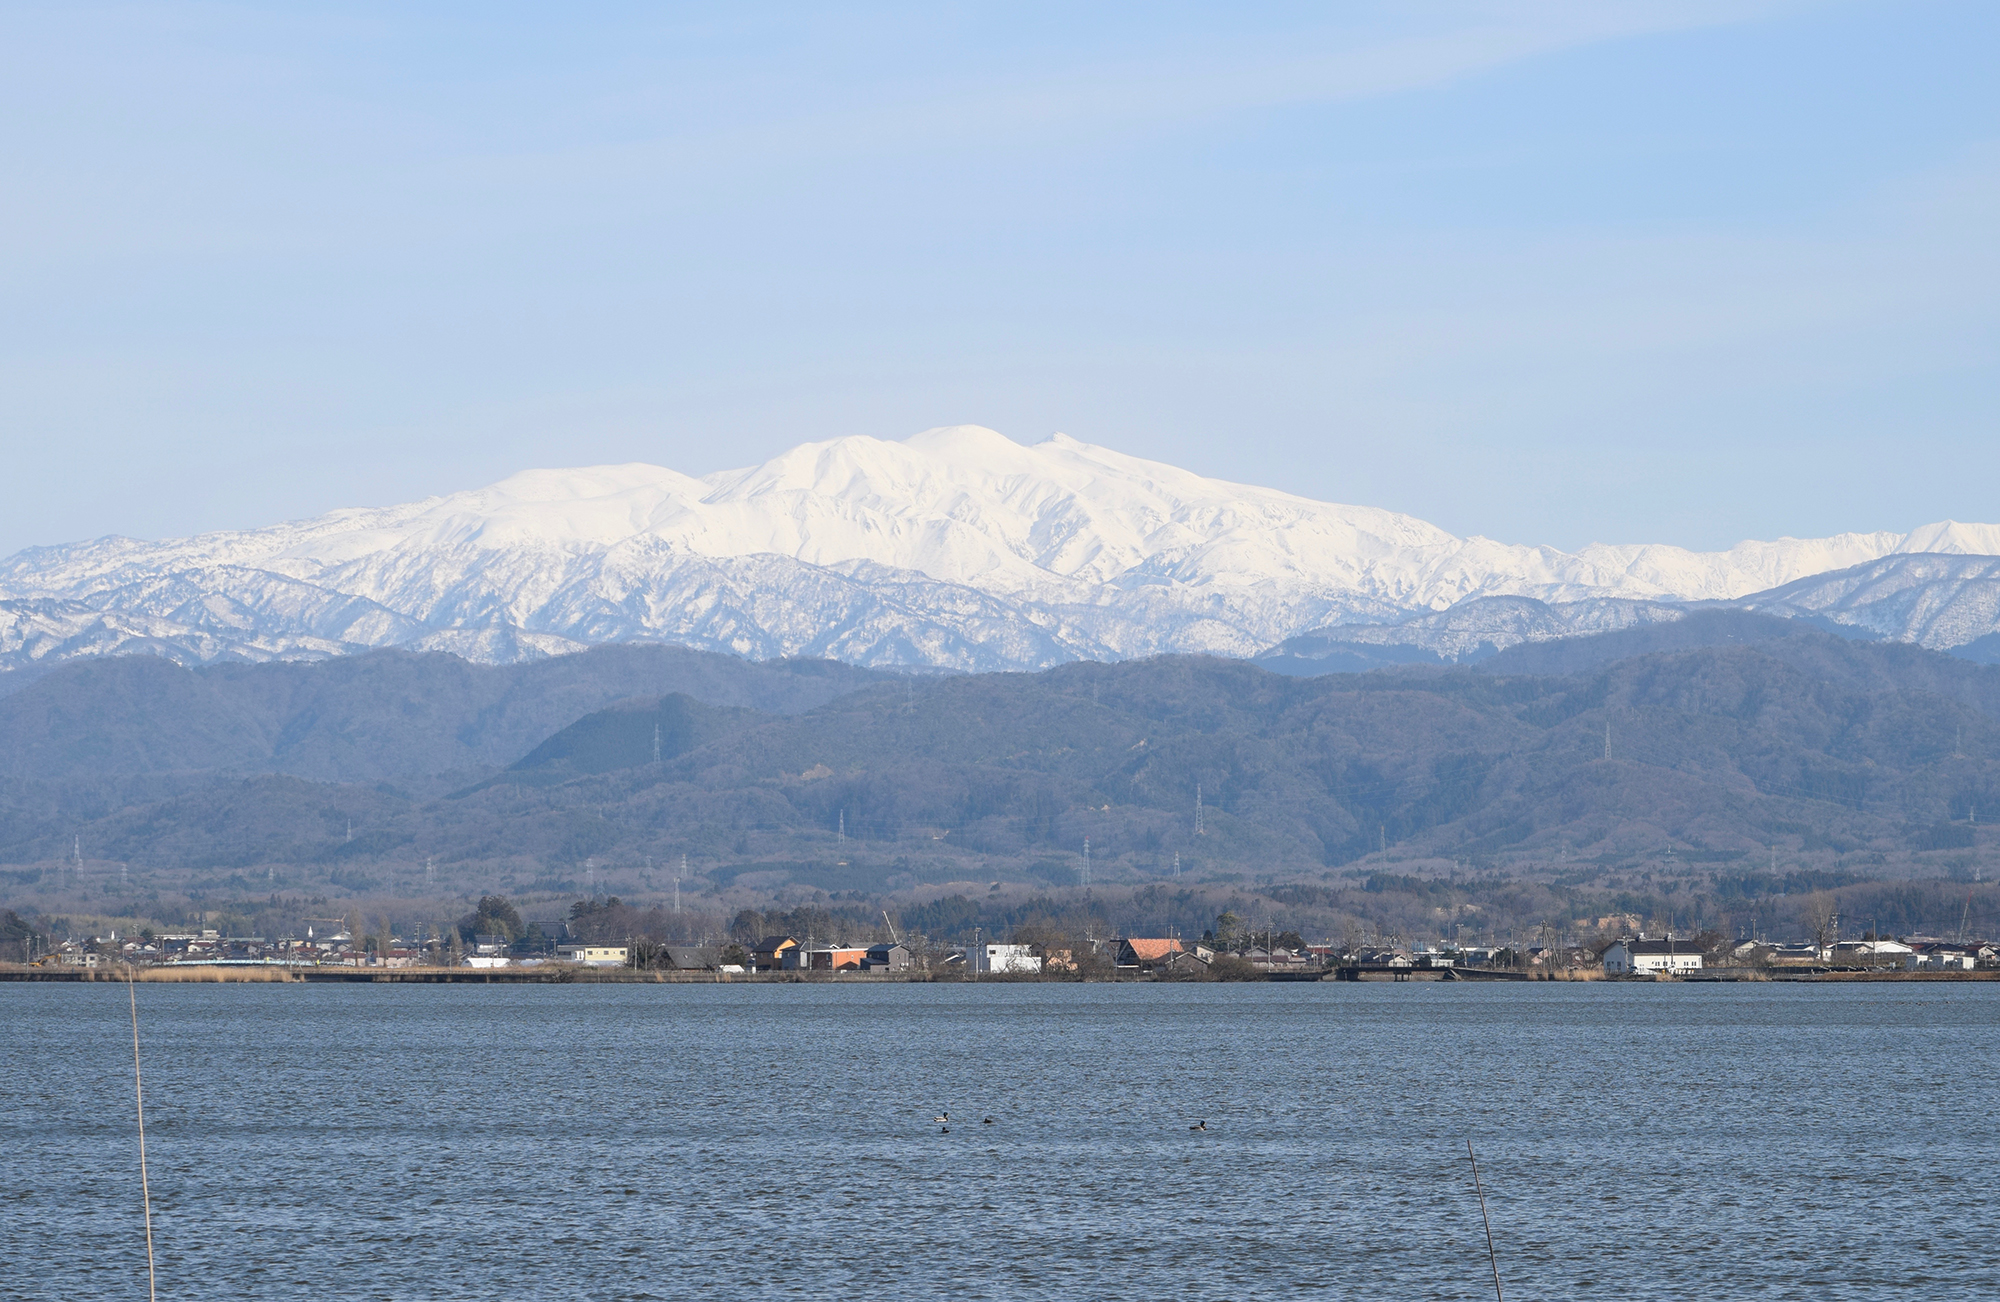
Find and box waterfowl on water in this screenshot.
[983,1117,994,1124]
[934,1113,949,1123]
[1190,1120,1208,1131]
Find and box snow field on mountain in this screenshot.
[2,426,1997,675]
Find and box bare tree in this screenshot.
[1799,892,1840,957]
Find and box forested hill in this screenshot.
[2,619,1998,942]
[0,643,881,784]
[499,627,2000,872]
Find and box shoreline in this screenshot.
[5,964,1996,985]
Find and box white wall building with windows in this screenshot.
[964,943,1042,974]
[556,944,630,968]
[1602,939,1703,975]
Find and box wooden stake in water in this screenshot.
[1467,1139,1502,1302]
[126,965,158,1302]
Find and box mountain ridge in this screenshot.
[5,426,2000,675]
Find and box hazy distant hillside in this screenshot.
[0,644,880,784]
[4,629,1996,948]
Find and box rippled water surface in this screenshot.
[5,981,1997,1300]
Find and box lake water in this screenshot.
[4,981,1996,1300]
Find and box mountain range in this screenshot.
[5,425,1999,681]
[5,620,1997,945]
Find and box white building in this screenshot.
[556,944,630,968]
[1602,939,1703,975]
[1833,939,1914,965]
[964,943,1042,974]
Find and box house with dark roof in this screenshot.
[862,942,910,971]
[750,936,801,971]
[1117,938,1185,972]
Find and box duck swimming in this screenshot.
[1189,1120,1208,1131]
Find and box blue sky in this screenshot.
[2,0,1996,555]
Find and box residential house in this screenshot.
[1908,943,1978,971]
[1601,938,1703,975]
[1117,938,1185,972]
[862,942,910,972]
[794,946,869,972]
[659,945,724,971]
[1158,949,1212,977]
[1832,939,1915,967]
[751,936,801,971]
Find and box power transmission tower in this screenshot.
[1195,784,1204,835]
[1082,838,1091,888]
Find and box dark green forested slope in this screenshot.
[3,621,1999,942]
[6,627,1994,879]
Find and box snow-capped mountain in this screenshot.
[4,425,1998,679]
[1741,554,2000,652]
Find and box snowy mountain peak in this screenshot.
[2,426,1997,677]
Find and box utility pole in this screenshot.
[676,854,685,914]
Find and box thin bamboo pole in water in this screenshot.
[1467,1139,1502,1302]
[125,966,158,1302]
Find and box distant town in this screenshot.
[6,899,1994,982]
